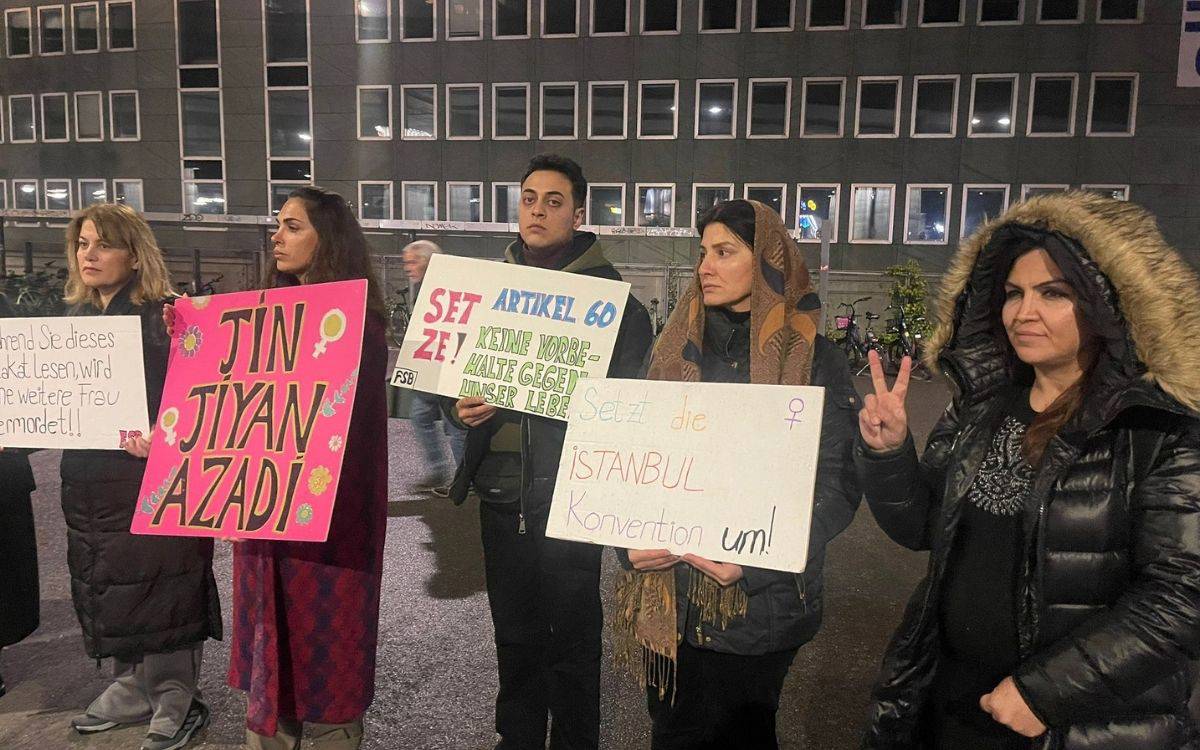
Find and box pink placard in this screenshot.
[131,279,367,542]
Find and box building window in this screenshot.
[1020,184,1069,200]
[744,184,786,220]
[800,78,844,137]
[961,185,1008,238]
[40,93,69,142]
[753,0,792,29]
[356,0,389,41]
[1027,74,1076,136]
[637,81,677,139]
[493,84,529,139]
[5,9,31,57]
[265,0,306,61]
[968,74,1017,137]
[181,92,222,156]
[849,184,895,244]
[447,182,483,222]
[358,86,392,139]
[540,82,577,139]
[747,79,790,138]
[807,0,849,28]
[14,180,39,210]
[493,182,520,222]
[44,179,73,212]
[0,181,6,210]
[0,97,5,142]
[402,85,437,139]
[494,0,529,37]
[1097,0,1140,22]
[919,0,962,25]
[855,77,901,138]
[904,185,949,244]
[863,0,905,28]
[401,0,435,39]
[402,181,437,220]
[184,179,225,215]
[267,90,310,156]
[695,80,737,138]
[74,91,103,141]
[911,76,958,137]
[588,82,626,138]
[178,0,218,64]
[113,179,144,212]
[39,5,65,55]
[692,184,733,227]
[587,184,625,226]
[79,178,107,205]
[642,0,679,32]
[1087,74,1137,136]
[9,95,36,142]
[1080,184,1128,200]
[106,0,135,49]
[796,184,839,242]
[1037,0,1080,23]
[447,0,482,39]
[636,184,675,227]
[543,0,578,35]
[358,182,392,220]
[592,0,627,34]
[447,84,482,139]
[700,0,738,31]
[978,0,1021,23]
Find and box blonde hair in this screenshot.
[64,203,173,308]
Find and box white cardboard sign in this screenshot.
[545,379,825,574]
[0,316,149,449]
[390,254,631,421]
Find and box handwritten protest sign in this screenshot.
[545,379,825,574]
[131,280,367,542]
[0,316,148,449]
[390,254,630,421]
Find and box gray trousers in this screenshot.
[87,644,203,736]
[244,716,364,750]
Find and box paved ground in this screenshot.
[0,374,952,750]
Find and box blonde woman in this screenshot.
[60,204,220,750]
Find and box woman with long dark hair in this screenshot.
[618,199,862,749]
[61,203,220,750]
[857,192,1200,749]
[222,187,389,750]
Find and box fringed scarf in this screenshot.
[613,200,822,701]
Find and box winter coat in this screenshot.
[447,232,655,517]
[668,307,861,656]
[0,293,39,649]
[857,193,1200,749]
[228,313,389,735]
[60,281,221,660]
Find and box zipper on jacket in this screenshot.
[795,574,808,614]
[518,415,529,535]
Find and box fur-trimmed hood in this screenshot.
[927,191,1200,416]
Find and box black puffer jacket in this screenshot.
[667,308,861,655]
[858,194,1200,749]
[60,281,222,659]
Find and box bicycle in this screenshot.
[3,261,67,316]
[387,287,411,348]
[882,304,932,381]
[832,296,884,372]
[177,273,224,297]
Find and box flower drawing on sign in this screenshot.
[308,466,333,495]
[328,434,344,452]
[159,407,181,446]
[179,325,204,358]
[295,503,315,526]
[313,308,347,358]
[320,367,360,417]
[190,295,212,310]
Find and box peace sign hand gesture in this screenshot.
[859,349,912,452]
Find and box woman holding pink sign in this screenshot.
[618,199,862,749]
[59,203,220,750]
[223,187,389,750]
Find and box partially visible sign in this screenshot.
[1179,2,1200,87]
[0,316,148,449]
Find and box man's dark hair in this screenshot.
[697,199,757,250]
[521,154,587,210]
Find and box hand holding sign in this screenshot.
[859,350,911,452]
[457,396,497,428]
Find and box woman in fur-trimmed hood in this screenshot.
[855,191,1200,750]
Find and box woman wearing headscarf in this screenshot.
[617,199,862,749]
[0,292,39,699]
[857,192,1200,749]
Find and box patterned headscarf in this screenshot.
[614,200,822,699]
